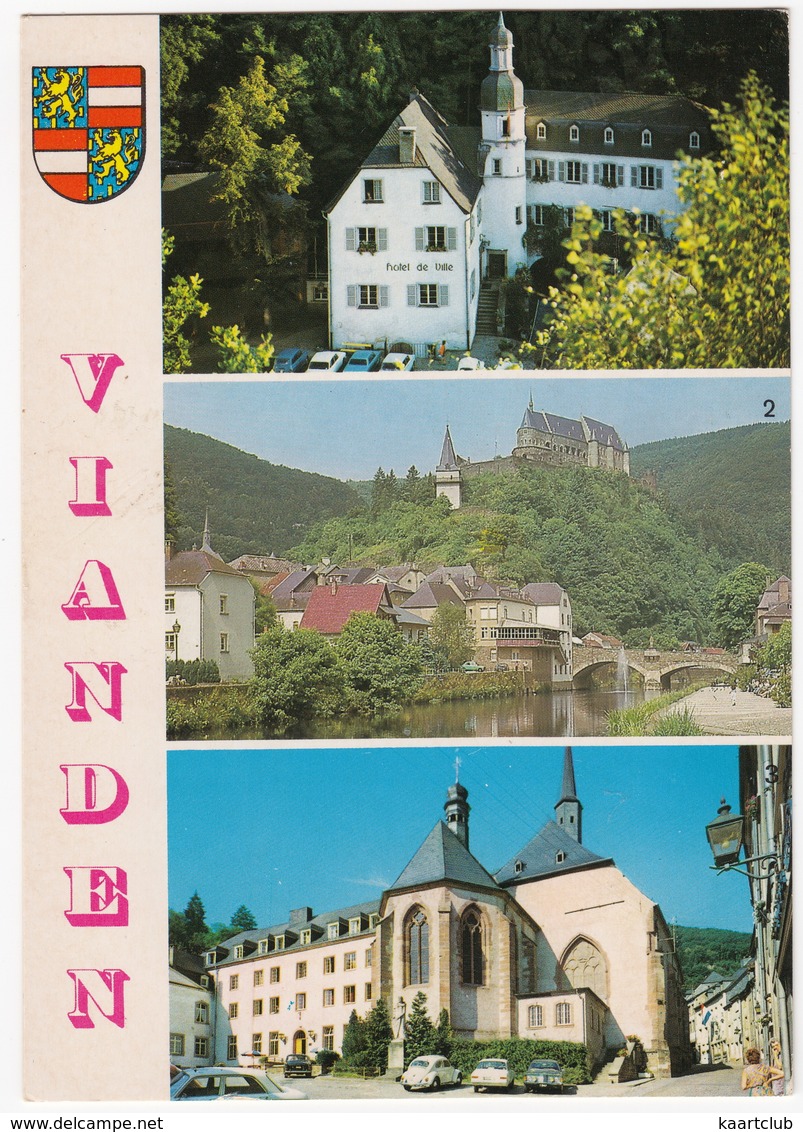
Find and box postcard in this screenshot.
[14,3,793,1123]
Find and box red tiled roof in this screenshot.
[300,584,389,635]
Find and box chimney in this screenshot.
[399,125,417,164]
[290,906,313,925]
[165,537,174,562]
[330,579,338,597]
[778,578,789,603]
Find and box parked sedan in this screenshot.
[343,349,383,372]
[380,351,416,371]
[306,350,347,372]
[456,355,482,370]
[283,1054,314,1078]
[471,1058,515,1092]
[401,1055,462,1091]
[171,1067,308,1101]
[272,347,310,373]
[524,1059,564,1093]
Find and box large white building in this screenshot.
[325,13,711,351]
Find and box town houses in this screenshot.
[325,13,711,350]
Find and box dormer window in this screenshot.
[569,123,579,143]
[536,121,546,140]
[514,859,525,875]
[555,851,566,864]
[604,126,614,145]
[641,128,652,148]
[258,939,269,955]
[327,922,340,940]
[273,934,285,951]
[234,945,244,959]
[689,131,700,149]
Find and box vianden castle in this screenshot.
[436,402,630,508]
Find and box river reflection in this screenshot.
[210,686,659,741]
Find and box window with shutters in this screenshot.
[415,226,457,253]
[637,213,662,235]
[346,226,387,253]
[346,284,388,309]
[596,162,622,188]
[529,204,545,226]
[408,283,448,308]
[634,164,663,190]
[564,161,586,184]
[532,157,552,182]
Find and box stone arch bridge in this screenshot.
[572,646,739,692]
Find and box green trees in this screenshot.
[428,604,475,670]
[335,613,424,714]
[169,891,211,955]
[230,905,258,932]
[364,999,394,1072]
[710,562,771,650]
[250,627,343,732]
[404,992,438,1064]
[341,1010,368,1066]
[535,75,789,368]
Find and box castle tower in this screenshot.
[443,778,471,849]
[435,424,463,509]
[554,746,582,843]
[479,12,528,278]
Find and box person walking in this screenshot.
[770,1040,785,1096]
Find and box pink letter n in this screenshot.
[67,968,130,1029]
[64,662,127,722]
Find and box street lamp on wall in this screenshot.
[705,797,779,879]
[172,619,181,662]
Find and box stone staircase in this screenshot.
[475,284,499,335]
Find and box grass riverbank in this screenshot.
[606,683,710,736]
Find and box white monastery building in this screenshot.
[325,13,711,351]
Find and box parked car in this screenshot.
[306,350,347,372]
[283,1054,314,1078]
[471,1058,515,1092]
[343,349,383,372]
[524,1059,564,1093]
[456,355,482,370]
[461,661,484,672]
[400,1054,462,1091]
[380,351,416,371]
[170,1066,308,1101]
[272,347,310,373]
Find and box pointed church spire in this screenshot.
[202,509,212,553]
[555,747,582,843]
[444,778,470,849]
[437,424,458,470]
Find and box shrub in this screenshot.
[447,1038,589,1083]
[315,1049,339,1073]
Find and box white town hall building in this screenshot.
[325,12,711,351]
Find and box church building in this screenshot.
[195,751,691,1079]
[325,13,711,351]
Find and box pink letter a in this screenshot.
[60,354,124,414]
[61,561,125,621]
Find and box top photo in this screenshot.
[160,8,789,375]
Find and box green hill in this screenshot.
[631,421,790,575]
[165,424,363,561]
[675,925,753,991]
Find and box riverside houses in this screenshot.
[325,13,711,352]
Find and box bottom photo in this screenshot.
[167,743,791,1102]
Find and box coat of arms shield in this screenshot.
[32,66,145,203]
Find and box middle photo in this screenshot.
[163,375,791,743]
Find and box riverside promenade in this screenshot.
[655,685,792,736]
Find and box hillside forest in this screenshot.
[164,419,790,649]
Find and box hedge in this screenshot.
[447,1038,590,1083]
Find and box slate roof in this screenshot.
[300,583,389,634]
[495,820,611,885]
[388,820,502,893]
[268,568,318,607]
[209,900,382,966]
[524,90,711,160]
[520,408,586,444]
[757,576,791,611]
[438,425,461,471]
[331,93,482,215]
[229,554,300,575]
[582,416,626,451]
[402,581,466,611]
[166,549,244,586]
[725,965,754,1006]
[521,582,566,605]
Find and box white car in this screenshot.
[400,1054,463,1091]
[306,350,347,372]
[380,351,416,371]
[471,1058,515,1092]
[456,355,482,370]
[171,1066,308,1101]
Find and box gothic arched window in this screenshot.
[406,907,429,985]
[461,907,485,985]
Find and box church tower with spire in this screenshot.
[435,424,463,509]
[554,746,582,842]
[478,13,528,277]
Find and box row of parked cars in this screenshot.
[170,1055,566,1102]
[272,346,417,373]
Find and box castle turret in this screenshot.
[435,424,463,509]
[479,12,527,278]
[554,746,582,842]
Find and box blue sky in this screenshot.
[164,376,790,481]
[167,743,753,934]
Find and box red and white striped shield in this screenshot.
[32,65,146,203]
